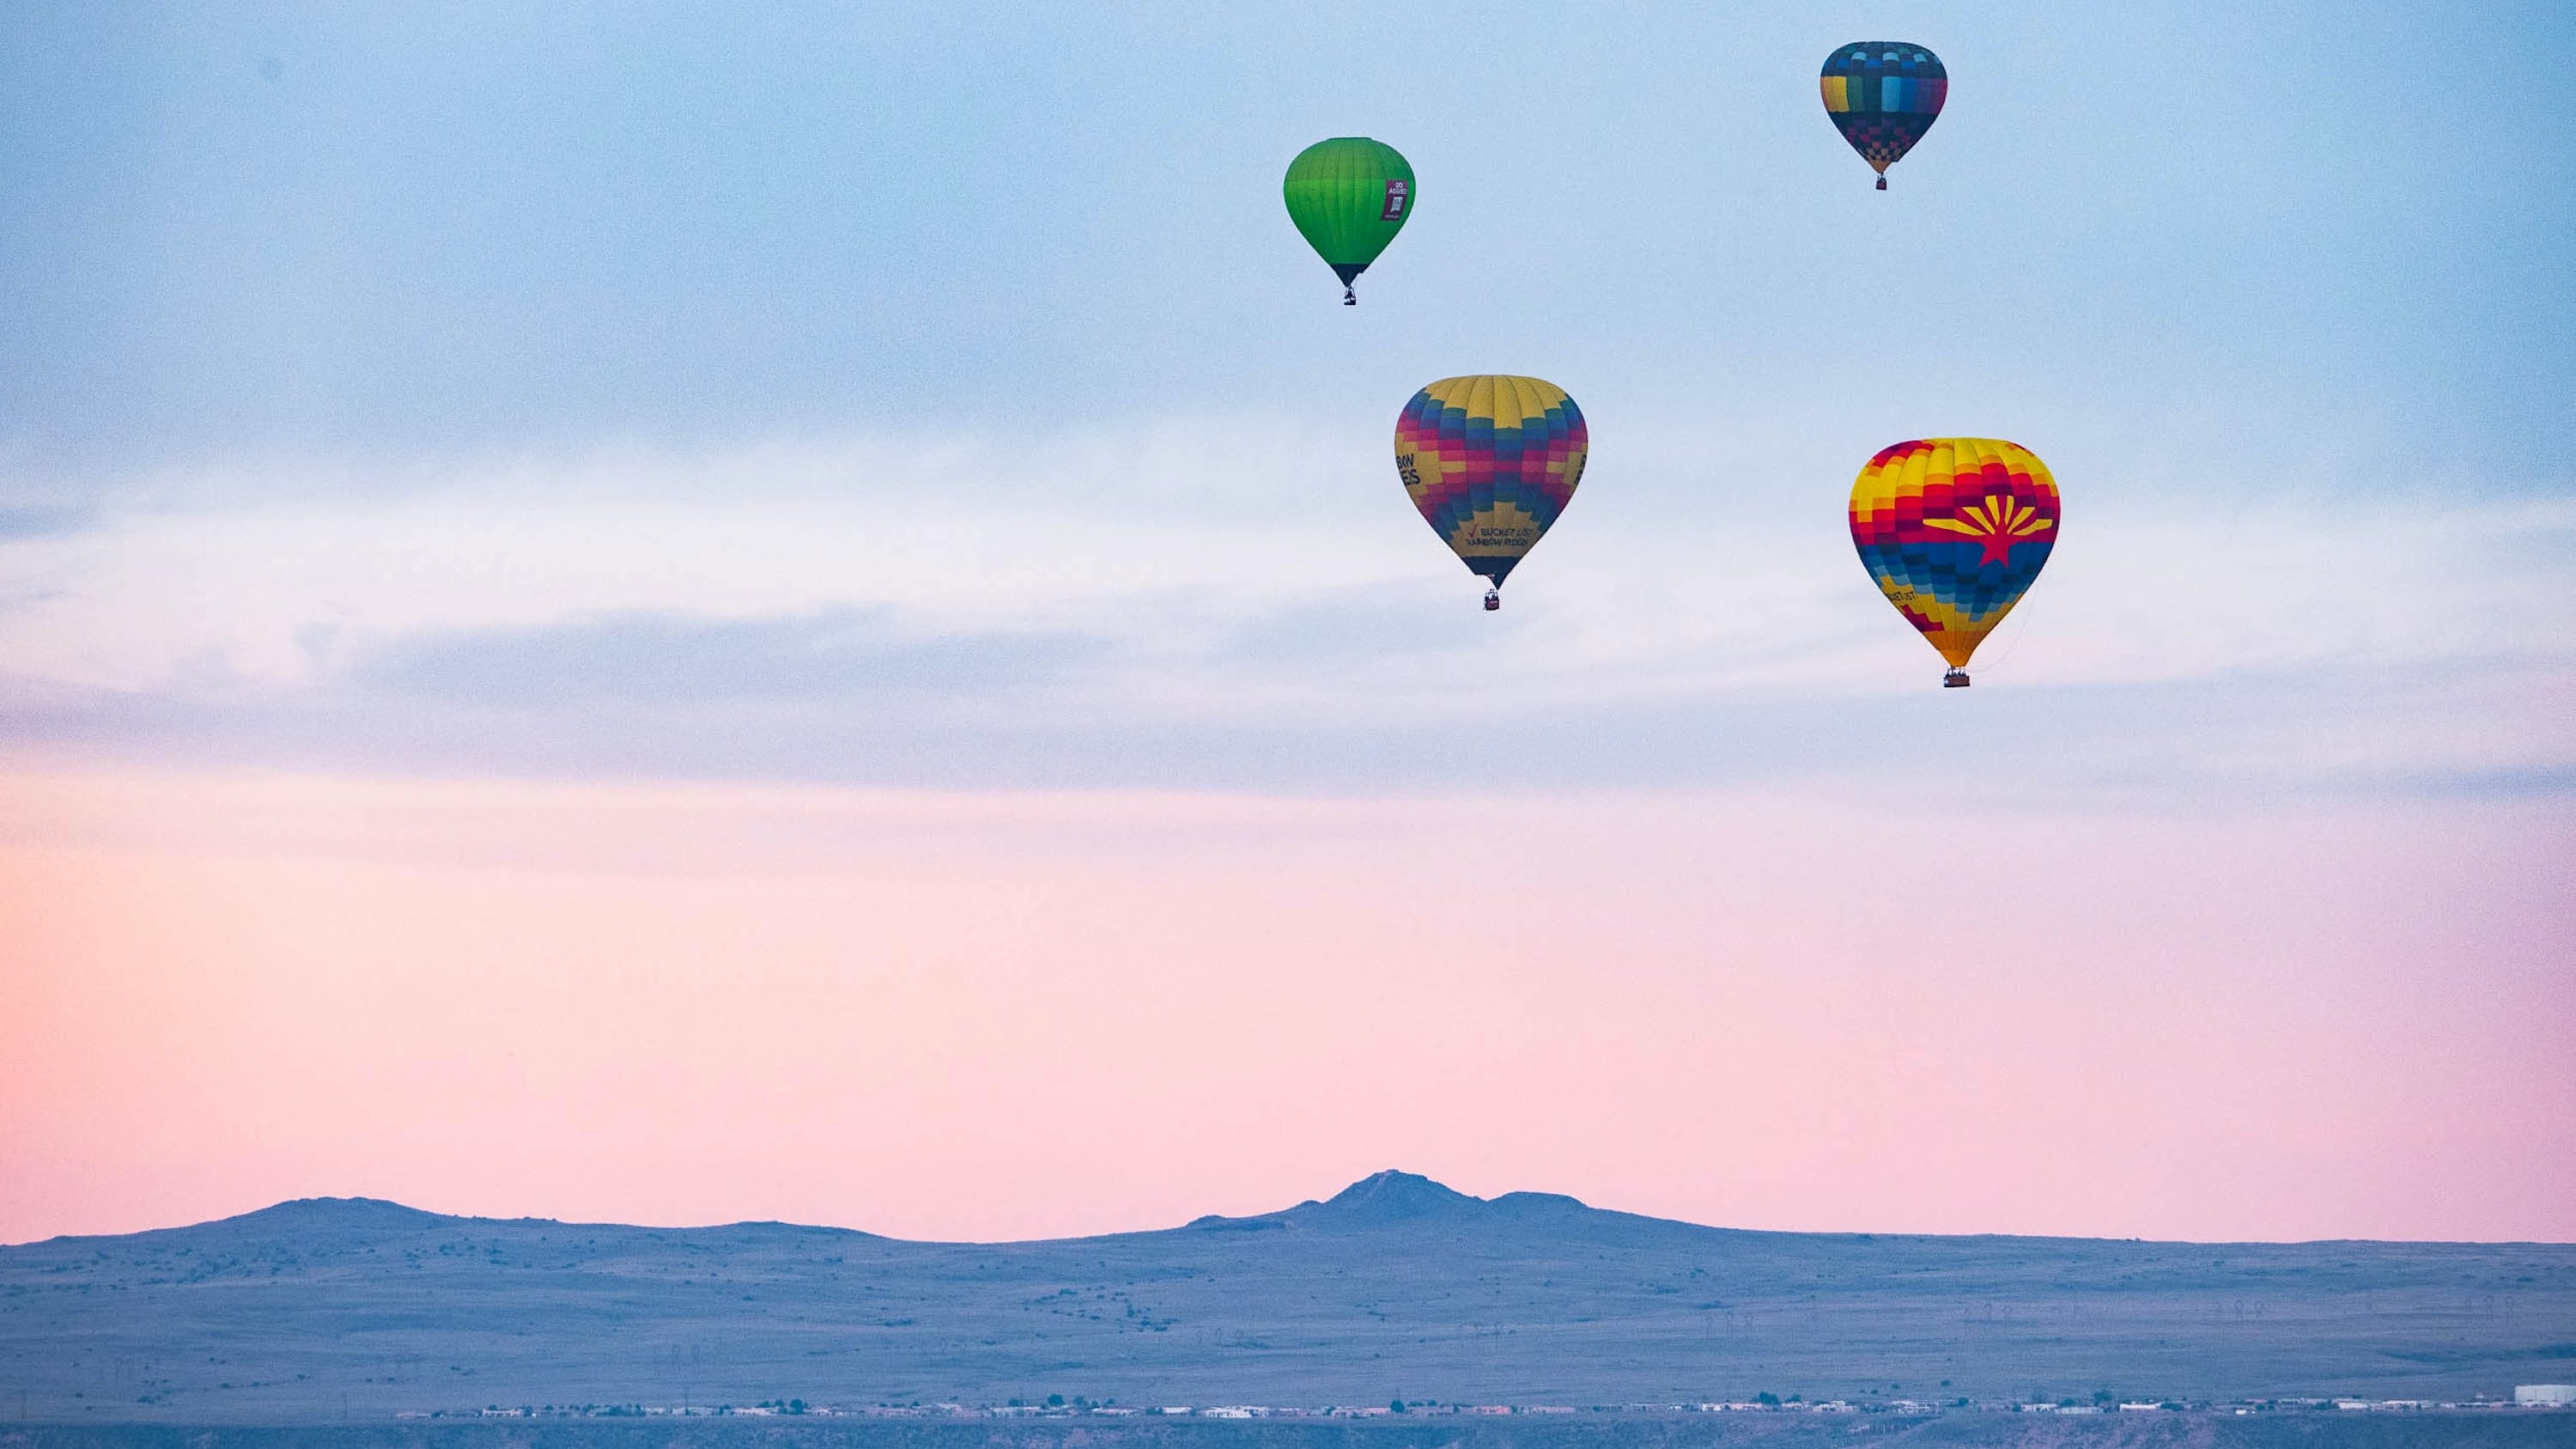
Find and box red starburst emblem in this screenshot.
[1922,492,2055,566]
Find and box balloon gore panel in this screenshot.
[1849,438,2058,668]
[1820,42,1947,174]
[1394,376,1588,587]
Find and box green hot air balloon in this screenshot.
[1284,137,1414,305]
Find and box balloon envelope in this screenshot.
[1849,438,2058,668]
[1394,375,1588,588]
[1284,137,1415,290]
[1820,41,1946,183]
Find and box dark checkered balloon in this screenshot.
[1821,42,1947,186]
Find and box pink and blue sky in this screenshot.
[2,2,2571,1246]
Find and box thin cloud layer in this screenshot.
[1,425,2567,799]
[356,609,1109,708]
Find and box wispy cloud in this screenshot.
[354,608,1109,708]
[1,424,2568,798]
[0,505,89,539]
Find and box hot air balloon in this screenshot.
[1394,376,1587,610]
[1849,438,2058,686]
[1820,42,1946,189]
[1284,137,1414,304]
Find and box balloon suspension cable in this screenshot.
[1876,175,1888,191]
[1942,668,1971,689]
[1483,588,1501,612]
[1343,285,1358,306]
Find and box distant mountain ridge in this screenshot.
[27,1169,1703,1252]
[1186,1170,1598,1233]
[4,1171,2573,1422]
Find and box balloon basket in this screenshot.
[1483,588,1501,612]
[1343,288,1358,306]
[1875,176,1887,191]
[1942,668,1970,688]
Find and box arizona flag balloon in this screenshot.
[1284,137,1415,305]
[1849,439,2059,685]
[1820,41,1946,189]
[1395,376,1588,609]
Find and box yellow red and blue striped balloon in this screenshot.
[1849,438,2059,677]
[1394,376,1588,594]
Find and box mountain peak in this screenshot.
[1182,1171,1497,1233]
[1319,1170,1475,1218]
[241,1196,440,1221]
